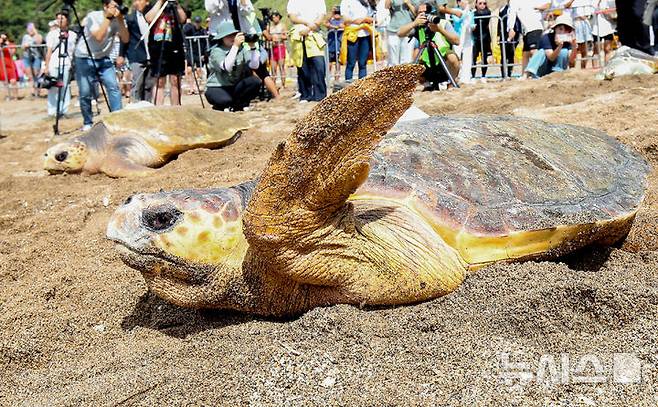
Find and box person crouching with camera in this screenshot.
[74,0,129,131]
[398,3,460,91]
[205,21,261,111]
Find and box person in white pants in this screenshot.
[385,0,420,65]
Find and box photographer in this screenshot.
[119,0,155,102]
[398,2,460,91]
[43,10,78,117]
[74,0,129,131]
[146,0,187,106]
[205,21,261,111]
[523,14,577,78]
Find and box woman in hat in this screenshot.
[523,14,578,78]
[205,21,262,111]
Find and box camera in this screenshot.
[425,13,443,24]
[244,33,259,43]
[422,4,444,25]
[119,5,129,15]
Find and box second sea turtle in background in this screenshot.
[43,106,248,177]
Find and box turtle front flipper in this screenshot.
[244,65,423,239]
[100,153,156,178]
[241,65,464,301]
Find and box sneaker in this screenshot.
[299,100,309,104]
[81,124,92,131]
[292,92,301,100]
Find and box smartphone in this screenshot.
[556,33,572,43]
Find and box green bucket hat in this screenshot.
[213,21,239,40]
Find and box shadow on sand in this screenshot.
[120,292,297,338]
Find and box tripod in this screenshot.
[414,28,459,89]
[152,0,204,107]
[42,1,112,136]
[53,27,72,135]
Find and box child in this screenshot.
[264,10,287,88]
[325,7,345,81]
[205,21,261,111]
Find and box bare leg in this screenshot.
[155,76,166,105]
[446,53,461,81]
[263,75,280,99]
[579,43,588,69]
[278,61,286,88]
[169,74,181,106]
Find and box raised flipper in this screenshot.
[244,65,423,241]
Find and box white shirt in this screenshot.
[571,0,594,18]
[75,11,121,59]
[592,0,614,36]
[205,0,259,35]
[46,28,78,73]
[136,10,150,60]
[287,0,326,25]
[507,0,547,34]
[341,0,375,37]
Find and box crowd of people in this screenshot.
[0,0,656,128]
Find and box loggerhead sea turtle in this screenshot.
[43,106,247,177]
[107,65,650,316]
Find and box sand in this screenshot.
[1,71,657,406]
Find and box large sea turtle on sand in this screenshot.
[107,65,650,316]
[43,106,247,177]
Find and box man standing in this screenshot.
[43,10,78,117]
[617,0,652,54]
[287,0,327,102]
[507,0,551,71]
[75,0,129,130]
[119,0,154,102]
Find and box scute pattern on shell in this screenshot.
[359,115,650,235]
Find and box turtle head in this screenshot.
[44,140,88,174]
[106,183,254,308]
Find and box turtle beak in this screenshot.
[106,194,151,252]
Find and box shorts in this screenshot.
[574,19,593,44]
[592,33,613,42]
[522,29,543,52]
[272,43,286,62]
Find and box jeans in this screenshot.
[75,56,122,126]
[298,55,326,102]
[387,33,414,66]
[47,67,71,116]
[525,49,570,78]
[345,36,370,81]
[205,76,262,111]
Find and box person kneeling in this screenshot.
[524,14,578,79]
[398,3,460,91]
[205,21,261,111]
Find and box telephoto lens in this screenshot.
[425,13,442,25]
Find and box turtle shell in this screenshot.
[352,116,650,265]
[101,106,249,154]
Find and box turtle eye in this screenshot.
[55,151,68,162]
[141,205,182,232]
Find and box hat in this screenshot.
[271,10,282,17]
[194,16,202,23]
[554,14,574,30]
[212,21,239,40]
